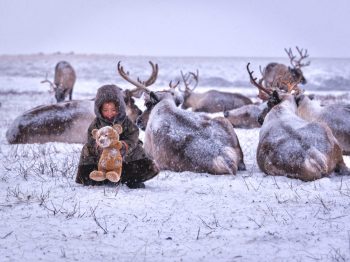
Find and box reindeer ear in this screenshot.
[150,92,160,104]
[133,89,144,98]
[272,90,281,103]
[295,94,304,106]
[267,91,281,108]
[91,129,98,139]
[258,107,270,125]
[308,94,315,100]
[112,124,123,134]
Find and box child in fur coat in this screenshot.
[75,84,159,188]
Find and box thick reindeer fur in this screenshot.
[140,92,246,175]
[89,125,124,183]
[224,103,266,129]
[257,94,349,181]
[6,100,95,144]
[297,95,350,155]
[182,90,252,113]
[6,88,142,144]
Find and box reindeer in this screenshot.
[118,61,246,175]
[122,89,142,123]
[223,103,266,129]
[247,63,349,181]
[6,87,143,144]
[117,61,159,122]
[179,70,252,113]
[41,61,76,103]
[6,100,95,144]
[296,95,350,155]
[260,46,310,93]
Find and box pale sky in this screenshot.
[0,0,349,58]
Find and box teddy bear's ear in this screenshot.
[91,129,99,139]
[112,124,123,134]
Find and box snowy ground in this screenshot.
[1,91,350,262]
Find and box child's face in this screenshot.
[101,102,118,121]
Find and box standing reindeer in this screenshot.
[179,70,252,113]
[118,61,246,175]
[247,63,349,181]
[260,47,310,93]
[41,61,76,103]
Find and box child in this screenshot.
[75,84,159,188]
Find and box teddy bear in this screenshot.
[89,124,124,183]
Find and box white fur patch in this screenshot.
[224,147,237,160]
[212,147,237,174]
[213,156,229,174]
[304,148,328,174]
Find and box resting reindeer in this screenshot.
[41,61,76,103]
[6,87,143,144]
[6,100,95,144]
[247,63,349,181]
[179,70,252,113]
[259,46,310,95]
[118,61,246,175]
[223,103,267,129]
[296,95,350,155]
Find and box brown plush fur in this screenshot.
[89,124,124,183]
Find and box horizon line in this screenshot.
[0,51,349,60]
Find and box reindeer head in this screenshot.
[136,92,160,130]
[247,62,301,125]
[117,60,159,124]
[285,46,310,85]
[178,70,199,109]
[41,77,66,103]
[54,87,66,103]
[122,89,142,123]
[137,81,183,130]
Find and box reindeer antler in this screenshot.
[169,80,180,89]
[179,70,199,92]
[41,72,56,92]
[246,63,272,99]
[136,61,159,87]
[295,46,311,68]
[117,61,158,95]
[284,46,310,69]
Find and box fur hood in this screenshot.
[94,85,126,125]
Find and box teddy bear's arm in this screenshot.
[115,141,123,150]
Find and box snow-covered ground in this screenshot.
[1,91,350,262]
[1,54,350,261]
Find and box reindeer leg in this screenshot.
[335,161,350,176]
[238,161,246,171]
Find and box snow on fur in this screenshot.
[143,92,245,175]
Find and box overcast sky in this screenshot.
[0,0,349,58]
